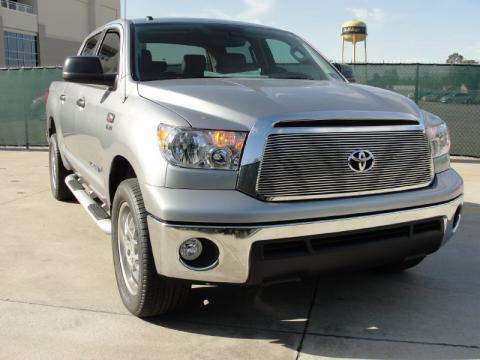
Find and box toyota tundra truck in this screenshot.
[46,18,464,317]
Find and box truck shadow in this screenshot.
[146,205,479,359]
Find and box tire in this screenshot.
[111,178,191,317]
[49,133,73,201]
[374,255,426,273]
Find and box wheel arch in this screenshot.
[47,116,72,171]
[47,116,56,138]
[108,155,138,209]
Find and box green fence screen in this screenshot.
[0,67,61,147]
[351,64,480,157]
[0,65,479,156]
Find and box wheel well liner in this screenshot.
[48,117,56,137]
[109,156,137,207]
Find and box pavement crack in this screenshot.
[0,297,309,337]
[0,297,128,317]
[295,278,320,360]
[306,331,480,350]
[0,189,50,206]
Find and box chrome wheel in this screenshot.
[117,202,140,295]
[49,140,57,191]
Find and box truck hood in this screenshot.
[137,78,422,131]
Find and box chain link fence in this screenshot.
[351,64,480,157]
[0,64,479,156]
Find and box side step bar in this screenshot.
[65,174,112,234]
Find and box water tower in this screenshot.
[341,20,367,63]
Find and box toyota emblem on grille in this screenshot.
[348,150,375,173]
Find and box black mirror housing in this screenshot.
[332,62,356,83]
[62,56,116,87]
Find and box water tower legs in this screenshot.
[352,34,356,64]
[364,39,367,63]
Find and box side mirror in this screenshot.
[62,56,116,88]
[332,62,356,83]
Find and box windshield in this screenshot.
[132,22,343,82]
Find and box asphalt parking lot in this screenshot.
[0,151,479,360]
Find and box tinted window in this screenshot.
[226,41,255,64]
[266,38,302,64]
[98,32,120,74]
[81,33,102,56]
[132,23,342,82]
[266,38,331,78]
[147,43,207,64]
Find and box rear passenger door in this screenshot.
[74,29,122,198]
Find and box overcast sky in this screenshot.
[121,0,479,63]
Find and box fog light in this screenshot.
[179,238,203,261]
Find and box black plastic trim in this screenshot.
[274,119,419,127]
[247,218,444,284]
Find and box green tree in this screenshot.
[446,53,478,64]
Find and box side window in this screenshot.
[98,31,120,74]
[266,38,305,64]
[226,41,255,64]
[81,33,102,56]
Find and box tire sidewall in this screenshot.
[111,180,148,314]
[49,134,59,197]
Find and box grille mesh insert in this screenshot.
[257,130,433,199]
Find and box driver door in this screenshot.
[74,29,121,198]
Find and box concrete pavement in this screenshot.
[0,151,479,359]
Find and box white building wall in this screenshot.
[0,0,119,66]
[37,0,90,42]
[0,6,38,34]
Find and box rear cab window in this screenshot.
[146,43,209,75]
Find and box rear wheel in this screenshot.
[111,178,191,317]
[375,256,426,273]
[49,133,72,201]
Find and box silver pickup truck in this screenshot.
[46,18,463,317]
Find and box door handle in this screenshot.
[76,97,85,108]
[59,94,66,101]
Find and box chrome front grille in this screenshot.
[256,130,434,200]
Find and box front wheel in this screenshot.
[111,178,191,317]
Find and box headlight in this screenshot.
[424,112,450,158]
[158,125,247,170]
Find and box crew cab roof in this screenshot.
[100,17,286,33]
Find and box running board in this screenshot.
[65,174,112,234]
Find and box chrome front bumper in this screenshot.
[147,195,463,284]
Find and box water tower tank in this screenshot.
[341,20,367,63]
